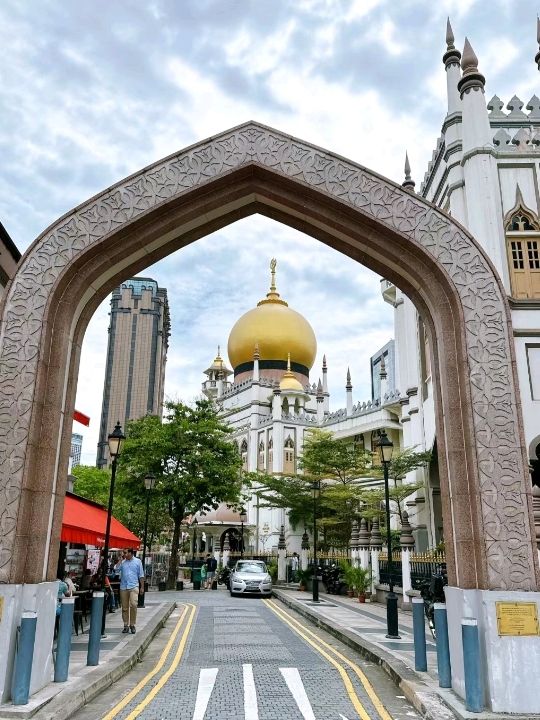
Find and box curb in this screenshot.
[272,590,457,720]
[0,602,176,720]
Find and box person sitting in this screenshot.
[80,568,92,589]
[63,572,76,596]
[56,576,69,616]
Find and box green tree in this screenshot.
[118,399,243,588]
[71,465,110,506]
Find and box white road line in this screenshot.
[279,667,317,720]
[243,663,259,720]
[193,668,219,720]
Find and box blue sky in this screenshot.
[0,0,537,463]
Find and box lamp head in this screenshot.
[377,429,394,464]
[144,473,156,491]
[240,508,248,523]
[311,480,320,499]
[108,421,126,459]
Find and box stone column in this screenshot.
[349,520,359,568]
[357,518,370,570]
[222,533,230,569]
[300,529,310,571]
[277,525,287,582]
[400,511,415,608]
[370,519,383,595]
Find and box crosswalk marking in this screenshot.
[192,668,219,720]
[279,668,316,720]
[243,663,259,720]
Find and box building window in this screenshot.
[267,438,273,473]
[240,438,248,470]
[258,440,265,471]
[505,204,540,299]
[284,435,295,474]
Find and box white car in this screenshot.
[229,560,273,597]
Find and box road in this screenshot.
[71,589,421,720]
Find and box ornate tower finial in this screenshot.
[379,354,387,378]
[346,367,352,390]
[458,37,485,97]
[402,152,415,191]
[536,16,540,70]
[287,352,291,372]
[446,17,455,49]
[322,354,327,370]
[217,344,221,358]
[270,258,277,292]
[253,342,260,360]
[316,377,323,398]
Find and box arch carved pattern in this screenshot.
[0,122,535,588]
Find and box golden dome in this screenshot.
[280,354,305,392]
[227,260,317,371]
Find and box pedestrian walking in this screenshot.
[200,562,207,589]
[205,554,217,588]
[119,548,144,633]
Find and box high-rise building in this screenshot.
[69,433,83,469]
[97,277,170,468]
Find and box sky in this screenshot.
[0,0,537,464]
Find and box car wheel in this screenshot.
[230,590,236,597]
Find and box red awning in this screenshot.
[61,493,140,549]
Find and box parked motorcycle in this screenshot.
[321,563,346,595]
[419,563,447,638]
[217,566,231,589]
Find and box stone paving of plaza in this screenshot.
[70,589,422,720]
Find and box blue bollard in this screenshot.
[434,602,452,688]
[54,598,75,682]
[87,592,104,667]
[462,618,483,712]
[11,612,38,705]
[412,597,428,671]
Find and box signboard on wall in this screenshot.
[496,602,540,636]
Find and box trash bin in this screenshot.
[192,567,201,590]
[158,581,166,591]
[176,580,184,591]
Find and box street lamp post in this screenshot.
[311,480,321,603]
[191,518,199,589]
[101,421,125,634]
[138,473,156,608]
[239,508,247,558]
[377,429,400,639]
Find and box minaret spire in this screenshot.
[458,37,485,97]
[346,367,353,416]
[536,16,540,70]
[402,152,415,191]
[443,17,462,114]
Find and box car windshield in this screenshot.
[236,562,267,573]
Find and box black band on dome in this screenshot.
[234,359,309,377]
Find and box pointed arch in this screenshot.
[0,121,535,591]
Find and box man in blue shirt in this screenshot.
[119,548,144,633]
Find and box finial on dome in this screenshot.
[270,257,277,292]
[458,37,485,97]
[253,343,260,360]
[536,16,540,70]
[258,258,287,306]
[443,17,461,68]
[402,152,416,191]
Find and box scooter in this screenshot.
[217,566,231,589]
[419,563,447,638]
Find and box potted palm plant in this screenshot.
[339,561,356,597]
[351,566,372,603]
[296,569,311,592]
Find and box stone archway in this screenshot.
[0,121,537,591]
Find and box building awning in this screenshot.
[61,493,140,548]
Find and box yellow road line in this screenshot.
[263,599,371,720]
[101,603,193,720]
[264,599,393,720]
[122,603,196,720]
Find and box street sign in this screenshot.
[496,601,540,636]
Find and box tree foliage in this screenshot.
[118,399,243,588]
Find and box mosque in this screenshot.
[195,19,540,560]
[197,259,410,556]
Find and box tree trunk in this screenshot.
[167,507,183,589]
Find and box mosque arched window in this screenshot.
[258,440,265,471]
[267,437,273,473]
[505,203,540,299]
[240,438,248,470]
[282,397,289,415]
[284,435,295,474]
[294,398,300,414]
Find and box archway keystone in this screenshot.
[0,121,536,590]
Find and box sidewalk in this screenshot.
[273,588,539,720]
[0,596,175,720]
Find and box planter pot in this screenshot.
[358,593,366,603]
[347,590,354,598]
[298,584,306,592]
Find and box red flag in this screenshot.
[73,409,90,427]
